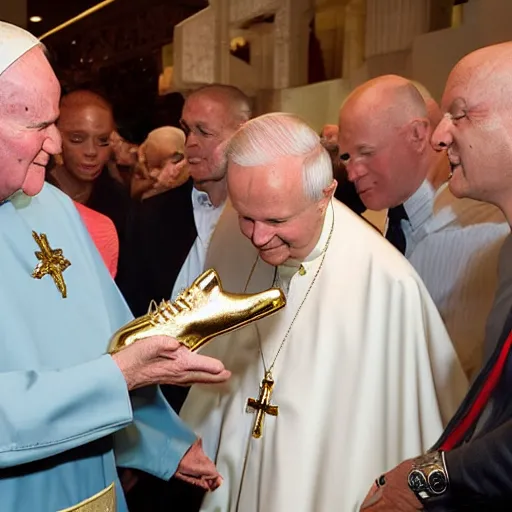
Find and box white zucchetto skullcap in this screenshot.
[0,21,40,77]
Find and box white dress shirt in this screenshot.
[171,187,226,299]
[389,180,510,379]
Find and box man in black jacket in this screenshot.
[359,41,512,512]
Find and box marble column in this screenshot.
[0,0,27,29]
[315,3,345,80]
[343,0,366,78]
[273,0,314,89]
[249,22,275,90]
[173,5,216,89]
[213,0,231,84]
[365,0,430,58]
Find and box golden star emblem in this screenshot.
[31,231,71,298]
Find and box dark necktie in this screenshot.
[385,204,408,255]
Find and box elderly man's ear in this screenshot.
[324,179,338,199]
[321,124,339,142]
[408,118,430,153]
[318,179,338,214]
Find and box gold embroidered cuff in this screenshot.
[57,482,116,512]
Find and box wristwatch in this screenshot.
[407,451,449,501]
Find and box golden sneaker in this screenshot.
[108,268,286,354]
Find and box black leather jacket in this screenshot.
[425,310,512,511]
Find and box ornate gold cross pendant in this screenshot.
[31,231,71,298]
[246,372,278,439]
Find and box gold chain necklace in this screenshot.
[244,204,334,438]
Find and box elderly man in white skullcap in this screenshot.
[0,21,230,512]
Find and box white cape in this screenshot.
[181,199,468,512]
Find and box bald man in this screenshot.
[172,84,252,300]
[359,43,512,512]
[339,75,509,380]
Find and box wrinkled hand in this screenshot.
[151,158,188,193]
[360,460,423,511]
[175,439,222,491]
[110,131,138,167]
[112,335,231,390]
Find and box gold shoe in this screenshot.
[108,268,286,354]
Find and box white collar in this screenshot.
[403,179,436,231]
[192,187,214,209]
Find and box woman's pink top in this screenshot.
[74,201,119,279]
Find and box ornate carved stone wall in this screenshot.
[174,8,216,87]
[248,23,275,90]
[229,0,278,23]
[173,0,314,93]
[365,0,430,58]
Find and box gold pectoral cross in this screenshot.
[246,372,278,439]
[31,231,71,299]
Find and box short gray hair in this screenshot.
[187,83,252,124]
[226,113,333,201]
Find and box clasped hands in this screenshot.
[112,335,231,492]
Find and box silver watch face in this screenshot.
[408,470,427,493]
[428,469,448,495]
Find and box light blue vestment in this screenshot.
[0,184,196,511]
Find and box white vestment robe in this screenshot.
[180,199,468,512]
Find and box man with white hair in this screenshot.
[0,21,231,512]
[180,112,468,511]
